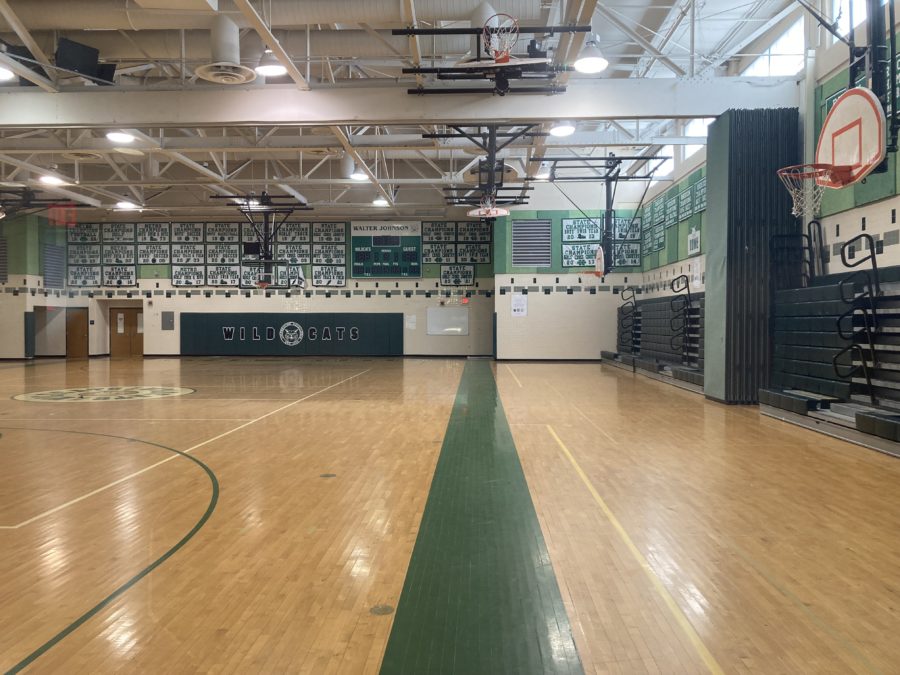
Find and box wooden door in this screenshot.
[66,308,89,359]
[109,308,143,358]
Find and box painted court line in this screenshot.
[546,424,725,675]
[0,369,370,530]
[504,364,524,388]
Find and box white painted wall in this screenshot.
[34,306,66,356]
[494,273,622,359]
[0,294,25,358]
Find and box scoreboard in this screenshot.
[350,222,422,278]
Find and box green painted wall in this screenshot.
[639,166,706,272]
[2,214,45,276]
[493,208,639,275]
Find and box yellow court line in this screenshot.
[546,424,725,675]
[0,370,371,530]
[504,364,523,388]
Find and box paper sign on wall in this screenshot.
[688,227,701,257]
[511,294,528,317]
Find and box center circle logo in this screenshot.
[279,321,304,346]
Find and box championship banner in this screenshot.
[67,223,100,243]
[457,221,492,242]
[67,265,101,287]
[68,244,101,265]
[205,222,240,242]
[171,243,205,265]
[423,222,457,242]
[102,222,135,242]
[562,218,601,242]
[206,243,240,265]
[172,222,204,242]
[206,265,240,286]
[440,264,475,286]
[313,222,346,243]
[137,222,171,242]
[275,243,311,265]
[172,265,205,286]
[563,243,599,267]
[277,222,311,242]
[138,243,170,265]
[455,242,491,264]
[312,265,346,287]
[422,242,456,264]
[102,244,136,265]
[102,265,136,286]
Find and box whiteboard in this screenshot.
[426,306,469,336]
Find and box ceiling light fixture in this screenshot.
[351,165,368,181]
[255,49,287,77]
[535,162,551,180]
[0,66,14,82]
[115,200,140,210]
[573,38,609,74]
[549,121,576,137]
[106,131,135,144]
[372,195,389,207]
[39,174,67,186]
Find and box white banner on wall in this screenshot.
[423,242,456,264]
[312,243,346,265]
[68,244,101,265]
[171,243,205,264]
[440,264,474,286]
[276,242,311,265]
[172,222,204,242]
[313,222,347,242]
[102,265,136,286]
[67,223,100,243]
[312,265,346,286]
[206,222,240,242]
[206,243,240,265]
[277,222,311,242]
[102,244,136,265]
[137,222,171,242]
[206,265,240,286]
[67,265,101,286]
[137,243,170,265]
[102,222,135,242]
[172,265,205,286]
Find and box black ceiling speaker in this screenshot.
[55,37,99,78]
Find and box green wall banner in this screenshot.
[180,312,403,356]
[350,222,422,278]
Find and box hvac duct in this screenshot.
[195,14,256,84]
[41,29,472,63]
[0,0,542,31]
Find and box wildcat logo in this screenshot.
[279,321,304,346]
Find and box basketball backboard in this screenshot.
[815,86,886,187]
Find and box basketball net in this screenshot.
[483,13,519,64]
[777,163,852,218]
[590,244,605,277]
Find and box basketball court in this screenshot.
[2,1,900,673]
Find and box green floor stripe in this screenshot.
[380,361,583,675]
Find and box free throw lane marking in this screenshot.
[546,424,725,675]
[0,369,370,529]
[504,364,523,388]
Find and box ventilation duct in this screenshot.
[195,14,256,85]
[0,0,541,31]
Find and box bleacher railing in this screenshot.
[669,275,692,364]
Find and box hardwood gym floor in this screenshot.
[1,357,899,674]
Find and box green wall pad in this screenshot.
[380,360,583,675]
[180,312,403,356]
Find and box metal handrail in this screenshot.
[807,220,824,279]
[840,233,881,296]
[669,275,692,365]
[832,344,876,405]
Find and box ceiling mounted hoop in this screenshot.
[777,163,853,218]
[483,13,519,64]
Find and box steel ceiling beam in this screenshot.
[0,52,57,93]
[595,5,687,77]
[0,78,799,127]
[0,0,56,83]
[231,0,311,90]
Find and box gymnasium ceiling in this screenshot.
[0,0,803,218]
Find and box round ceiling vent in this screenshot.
[195,62,257,85]
[61,151,103,161]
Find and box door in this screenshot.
[66,308,89,359]
[109,308,144,358]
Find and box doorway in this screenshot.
[109,308,144,357]
[66,308,89,359]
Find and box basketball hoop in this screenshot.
[483,13,519,64]
[777,163,853,217]
[467,194,510,218]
